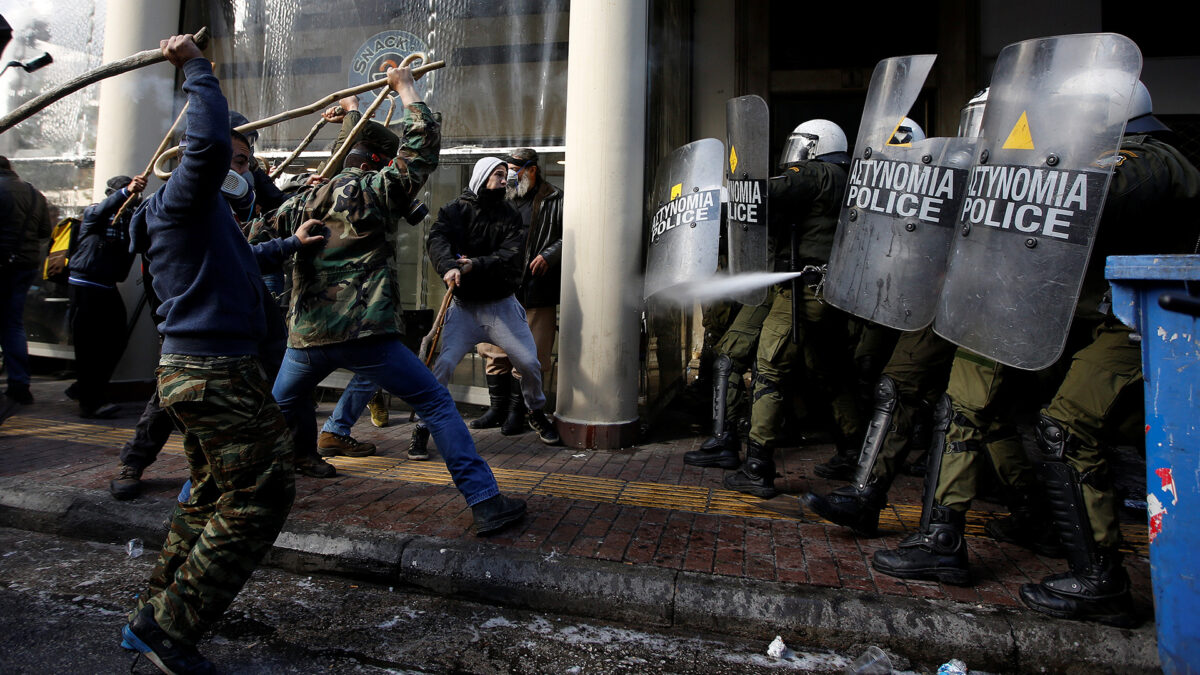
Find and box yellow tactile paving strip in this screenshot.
[5,416,1148,555]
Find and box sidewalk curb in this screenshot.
[0,477,1157,673]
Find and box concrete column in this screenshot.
[93,0,180,382]
[555,1,648,448]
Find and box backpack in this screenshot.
[43,217,78,282]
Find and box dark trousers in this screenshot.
[119,389,175,470]
[0,267,35,387]
[68,283,129,410]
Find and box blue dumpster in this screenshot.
[1108,254,1200,674]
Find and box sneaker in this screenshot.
[368,392,390,428]
[317,431,376,457]
[527,409,561,445]
[81,403,121,419]
[471,494,527,535]
[121,605,216,674]
[295,454,337,478]
[407,426,430,460]
[110,463,144,500]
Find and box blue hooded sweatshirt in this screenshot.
[131,58,271,357]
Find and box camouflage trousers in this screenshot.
[866,326,957,483]
[132,354,296,645]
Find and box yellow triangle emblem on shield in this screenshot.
[729,146,739,173]
[670,183,682,201]
[1002,111,1035,150]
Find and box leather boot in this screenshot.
[407,425,430,460]
[723,440,778,498]
[814,437,860,481]
[470,374,510,429]
[871,505,970,585]
[1019,547,1137,627]
[684,430,741,469]
[501,374,528,436]
[986,490,1066,558]
[471,494,527,535]
[802,481,888,536]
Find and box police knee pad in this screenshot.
[1035,413,1079,462]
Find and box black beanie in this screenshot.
[106,175,132,196]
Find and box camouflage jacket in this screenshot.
[249,102,440,348]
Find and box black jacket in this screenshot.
[514,178,564,308]
[0,169,51,269]
[428,189,527,303]
[70,189,136,286]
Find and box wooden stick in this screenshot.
[319,86,392,179]
[419,286,455,367]
[231,59,444,137]
[0,28,209,134]
[383,96,399,127]
[110,101,189,222]
[268,117,327,179]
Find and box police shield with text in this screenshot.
[824,54,975,331]
[725,95,770,305]
[643,139,724,300]
[934,33,1142,369]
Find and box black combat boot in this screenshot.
[802,481,888,536]
[500,374,528,436]
[470,374,510,429]
[986,490,1065,558]
[407,425,430,460]
[871,505,970,585]
[1019,547,1137,627]
[471,494,527,535]
[684,430,741,469]
[723,440,778,498]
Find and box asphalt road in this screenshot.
[0,527,911,674]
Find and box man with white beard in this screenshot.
[469,148,565,435]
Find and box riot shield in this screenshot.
[825,55,974,331]
[726,95,770,305]
[934,33,1142,370]
[644,139,725,300]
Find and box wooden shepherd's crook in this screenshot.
[420,285,455,367]
[110,101,189,223]
[319,51,432,179]
[153,55,444,179]
[0,28,210,134]
[269,117,327,180]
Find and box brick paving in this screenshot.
[0,377,1154,615]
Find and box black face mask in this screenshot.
[477,187,505,203]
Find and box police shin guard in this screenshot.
[1019,415,1136,627]
[723,440,778,498]
[470,374,510,429]
[871,394,970,585]
[803,376,898,536]
[685,354,741,469]
[501,374,528,436]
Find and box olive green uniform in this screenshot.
[747,161,860,449]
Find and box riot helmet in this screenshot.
[888,117,925,146]
[779,119,849,167]
[957,88,988,138]
[1126,81,1170,134]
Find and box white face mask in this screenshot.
[220,169,256,220]
[507,169,519,184]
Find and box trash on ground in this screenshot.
[937,658,969,675]
[847,645,892,674]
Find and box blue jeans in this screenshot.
[272,336,499,506]
[0,267,35,387]
[432,295,546,410]
[322,373,377,436]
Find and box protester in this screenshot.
[0,155,51,421]
[66,174,145,419]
